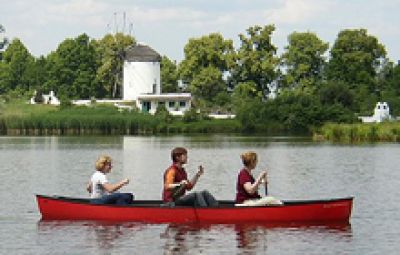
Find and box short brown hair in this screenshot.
[95,155,112,171]
[171,147,187,162]
[240,151,257,167]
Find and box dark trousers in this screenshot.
[175,190,218,207]
[91,193,134,205]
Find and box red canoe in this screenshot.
[36,195,353,224]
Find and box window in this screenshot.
[142,101,151,112]
[179,101,186,107]
[168,101,175,108]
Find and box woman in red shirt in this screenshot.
[162,147,218,207]
[235,151,268,204]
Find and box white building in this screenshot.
[123,43,191,115]
[30,90,60,105]
[359,102,391,123]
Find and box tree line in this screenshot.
[1,24,399,132]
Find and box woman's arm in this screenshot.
[102,178,129,193]
[86,182,92,193]
[187,165,203,190]
[243,171,267,194]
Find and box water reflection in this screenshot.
[37,220,144,252]
[161,224,204,254]
[160,222,352,254]
[235,222,352,248]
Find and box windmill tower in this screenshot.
[123,43,162,101]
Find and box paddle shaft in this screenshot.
[264,182,268,196]
[172,183,186,200]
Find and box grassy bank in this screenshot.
[0,101,242,135]
[314,122,400,142]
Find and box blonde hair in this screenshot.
[95,155,112,171]
[240,151,258,168]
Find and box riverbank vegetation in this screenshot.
[315,122,400,143]
[0,100,242,135]
[1,23,400,138]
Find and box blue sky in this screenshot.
[1,0,399,62]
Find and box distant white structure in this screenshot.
[208,113,236,119]
[30,90,60,105]
[30,43,192,116]
[122,43,191,115]
[359,102,391,123]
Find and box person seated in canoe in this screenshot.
[86,155,134,205]
[235,151,282,206]
[162,147,218,207]
[235,151,266,204]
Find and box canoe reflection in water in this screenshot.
[37,221,352,254]
[160,222,352,254]
[234,222,352,252]
[37,221,145,253]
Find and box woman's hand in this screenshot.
[179,180,189,186]
[258,171,268,185]
[122,178,130,185]
[261,170,268,184]
[196,165,204,177]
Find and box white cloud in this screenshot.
[127,6,206,23]
[1,0,399,61]
[266,0,334,25]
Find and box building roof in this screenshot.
[137,93,192,101]
[125,44,161,62]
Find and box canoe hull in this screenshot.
[36,195,353,224]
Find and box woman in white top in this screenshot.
[86,155,133,205]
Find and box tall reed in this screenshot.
[315,122,400,142]
[0,104,243,135]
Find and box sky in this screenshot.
[1,0,399,63]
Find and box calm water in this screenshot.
[1,135,399,254]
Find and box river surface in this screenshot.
[0,135,399,254]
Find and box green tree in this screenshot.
[235,99,264,132]
[179,33,235,100]
[326,29,387,114]
[94,33,135,98]
[42,52,60,94]
[230,25,279,98]
[319,80,354,108]
[190,66,226,102]
[231,81,263,111]
[380,63,400,115]
[46,34,98,99]
[0,62,11,93]
[1,38,35,93]
[281,31,328,92]
[327,29,386,87]
[160,56,179,93]
[32,56,49,92]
